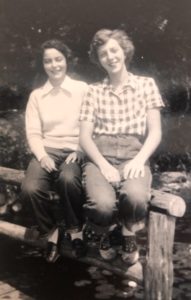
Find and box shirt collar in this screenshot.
[102,72,137,91]
[41,75,74,96]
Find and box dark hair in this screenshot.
[33,39,73,88]
[89,29,135,68]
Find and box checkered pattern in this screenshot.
[80,73,164,136]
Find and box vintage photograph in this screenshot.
[0,0,190,299]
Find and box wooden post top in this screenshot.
[150,189,186,218]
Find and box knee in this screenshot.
[84,197,116,227]
[86,195,116,217]
[59,165,81,185]
[98,197,116,215]
[21,180,39,198]
[121,186,150,207]
[119,189,149,220]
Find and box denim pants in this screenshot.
[83,135,152,232]
[21,148,85,235]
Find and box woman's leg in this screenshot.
[83,162,118,260]
[56,161,85,231]
[21,158,56,235]
[118,165,152,264]
[83,162,117,228]
[118,165,152,232]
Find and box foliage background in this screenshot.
[0,0,191,170]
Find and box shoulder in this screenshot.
[131,74,160,93]
[86,81,105,92]
[29,86,44,97]
[131,74,156,85]
[28,86,45,103]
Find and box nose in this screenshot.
[51,60,59,68]
[106,51,114,61]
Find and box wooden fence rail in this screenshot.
[0,166,186,300]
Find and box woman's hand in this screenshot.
[99,162,121,183]
[40,156,57,173]
[65,152,78,164]
[65,151,86,164]
[123,158,145,179]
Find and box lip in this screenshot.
[50,70,62,75]
[108,59,118,65]
[51,68,62,72]
[108,62,119,68]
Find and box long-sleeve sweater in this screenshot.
[26,75,88,161]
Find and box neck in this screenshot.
[109,67,129,88]
[49,75,66,87]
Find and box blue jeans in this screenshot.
[21,148,85,235]
[83,135,152,232]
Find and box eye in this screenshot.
[55,56,64,62]
[43,59,51,64]
[98,51,107,59]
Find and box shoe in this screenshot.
[83,223,100,246]
[99,232,117,261]
[121,235,139,265]
[109,225,123,246]
[44,225,70,263]
[58,227,71,248]
[72,238,87,258]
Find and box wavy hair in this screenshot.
[89,29,134,69]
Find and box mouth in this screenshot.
[51,70,62,76]
[108,61,118,67]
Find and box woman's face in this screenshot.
[43,48,67,85]
[97,38,126,76]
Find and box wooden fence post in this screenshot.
[144,190,186,300]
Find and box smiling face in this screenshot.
[43,48,67,86]
[97,38,126,76]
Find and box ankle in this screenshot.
[121,227,135,237]
[70,231,82,241]
[48,228,59,244]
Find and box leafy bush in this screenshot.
[0,110,31,169]
[1,110,191,173]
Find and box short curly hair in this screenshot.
[89,29,135,68]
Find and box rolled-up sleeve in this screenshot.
[80,85,96,123]
[145,78,165,110]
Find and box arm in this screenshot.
[123,108,162,179]
[26,92,56,172]
[80,121,120,182]
[26,92,47,161]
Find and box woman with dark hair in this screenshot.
[80,29,164,264]
[21,39,87,261]
[33,39,74,88]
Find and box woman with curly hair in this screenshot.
[80,29,164,264]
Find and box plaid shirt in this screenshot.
[80,72,164,137]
